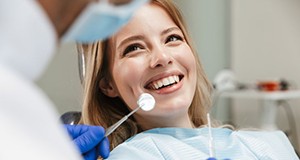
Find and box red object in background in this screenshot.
[257,81,280,91]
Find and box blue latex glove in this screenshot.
[64,124,110,160]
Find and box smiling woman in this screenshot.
[78,0,211,149]
[77,0,298,159]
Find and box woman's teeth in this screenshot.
[150,75,180,90]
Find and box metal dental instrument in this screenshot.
[105,93,155,137]
[207,113,217,160]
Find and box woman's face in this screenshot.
[106,3,197,128]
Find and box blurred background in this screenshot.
[36,0,300,153]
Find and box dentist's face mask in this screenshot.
[63,0,149,43]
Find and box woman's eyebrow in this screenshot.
[117,27,180,50]
[117,35,145,50]
[161,27,181,36]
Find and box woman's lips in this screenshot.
[145,75,184,91]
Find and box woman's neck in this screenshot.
[135,113,194,131]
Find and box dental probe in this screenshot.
[206,113,217,160]
[105,93,155,137]
[206,113,232,160]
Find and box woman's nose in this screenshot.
[149,46,172,68]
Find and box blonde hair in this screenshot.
[77,0,213,150]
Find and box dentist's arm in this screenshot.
[64,124,110,160]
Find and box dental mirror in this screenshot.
[105,93,155,137]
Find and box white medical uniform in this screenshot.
[0,0,81,159]
[107,127,299,160]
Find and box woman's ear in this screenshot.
[99,77,118,97]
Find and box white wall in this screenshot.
[36,43,82,114]
[231,0,300,152]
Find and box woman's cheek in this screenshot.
[173,47,196,69]
[113,60,145,90]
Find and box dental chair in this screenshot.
[60,111,81,125]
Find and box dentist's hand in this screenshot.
[64,124,110,160]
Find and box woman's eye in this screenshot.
[123,44,143,55]
[166,35,183,43]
